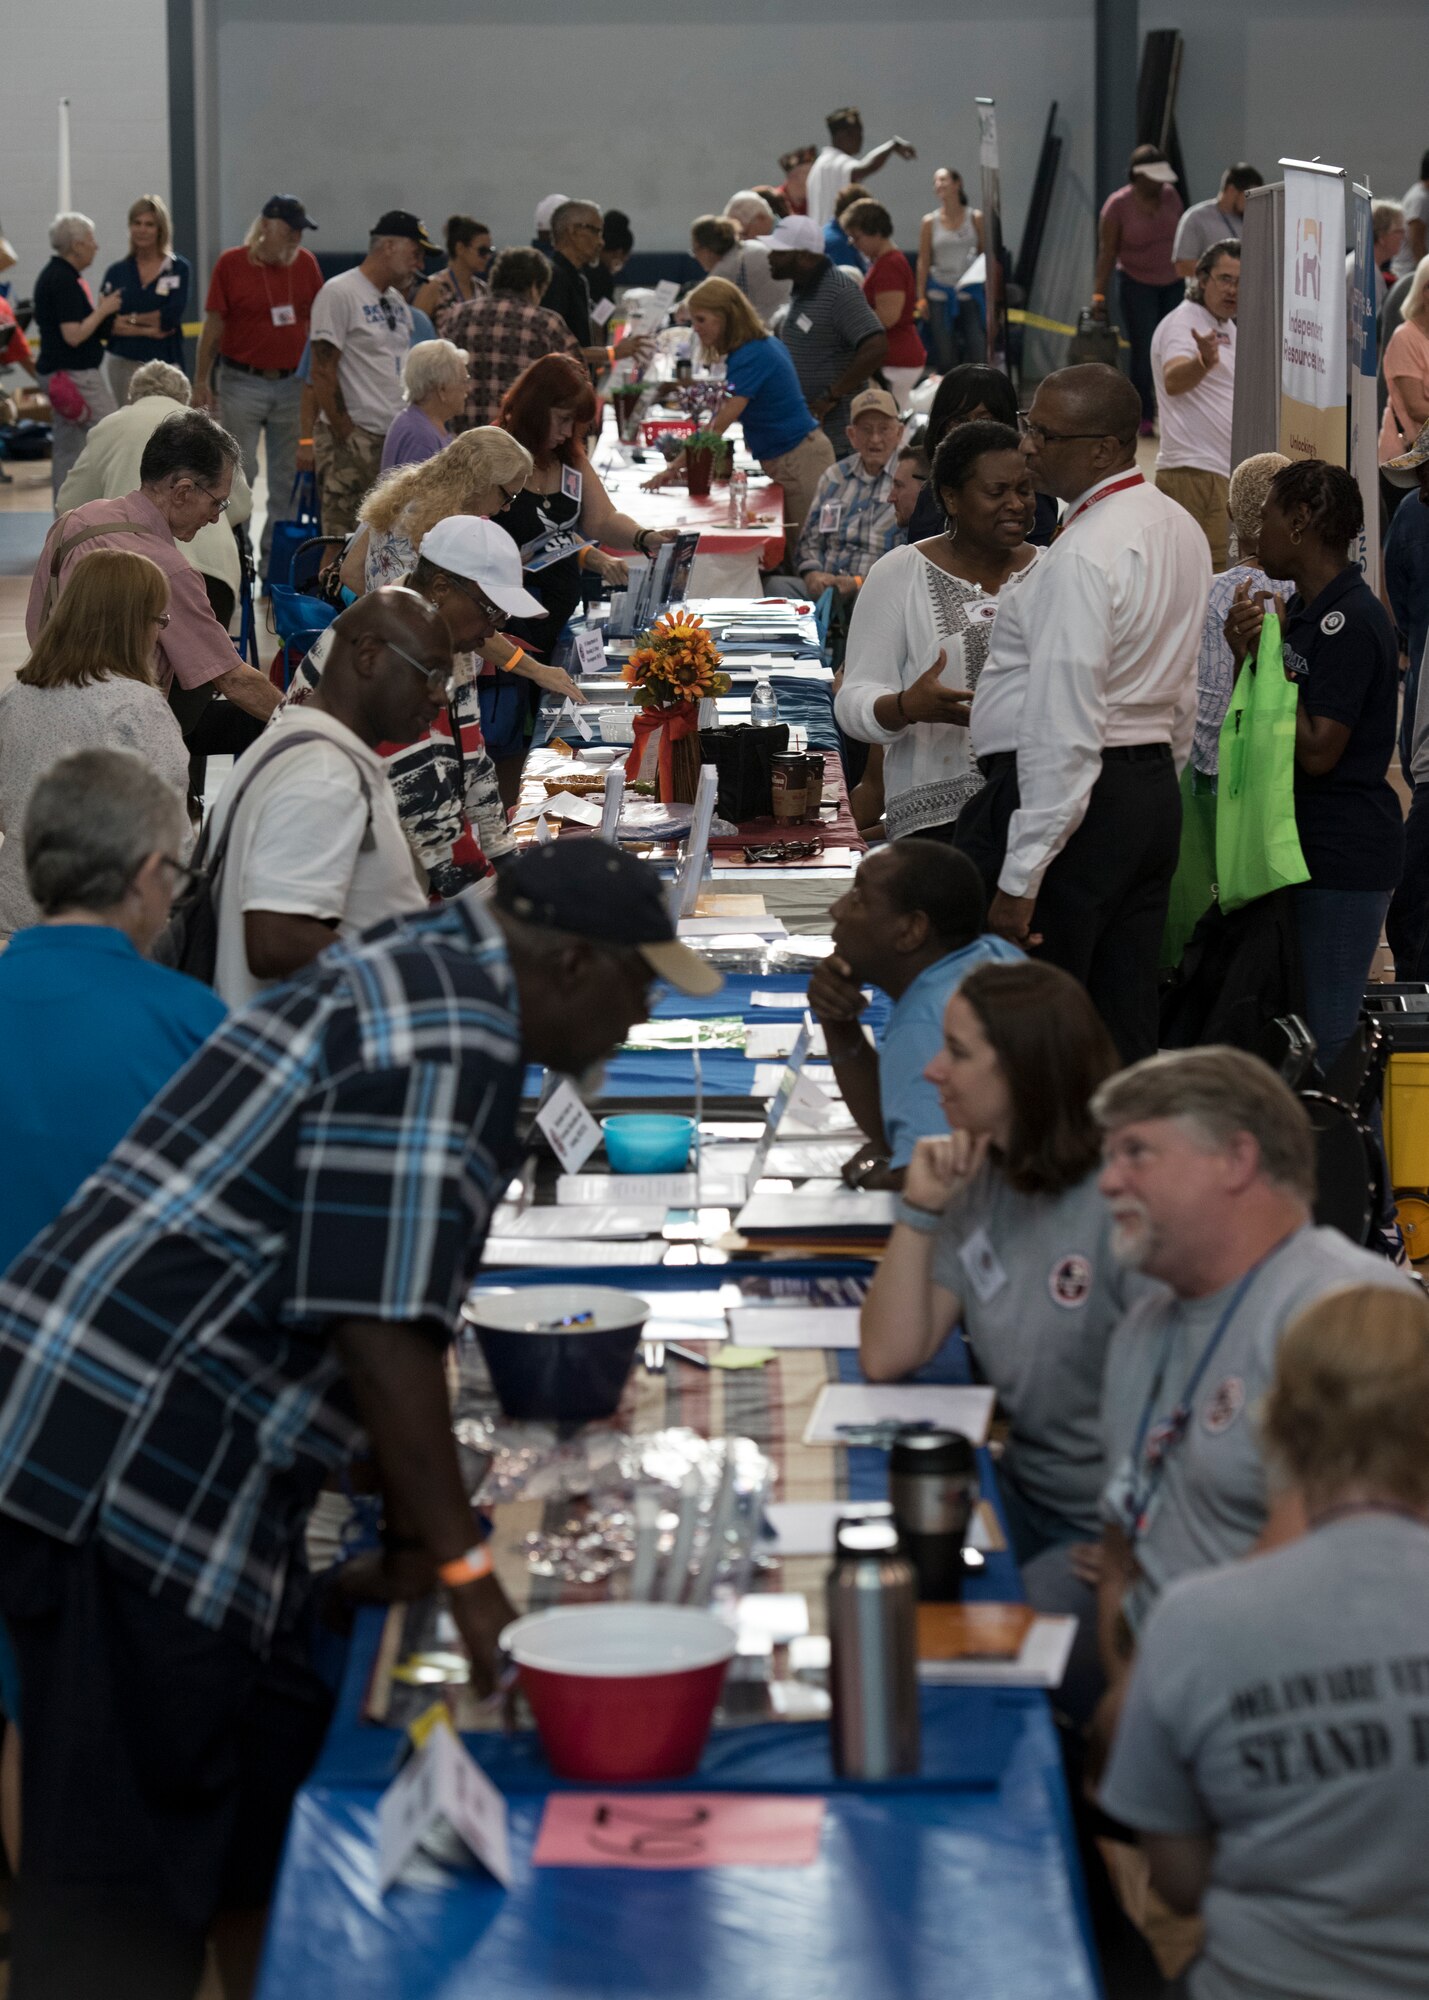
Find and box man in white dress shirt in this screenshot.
[956,365,1211,1061]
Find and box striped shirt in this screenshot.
[0,899,524,1652]
[793,451,897,580]
[778,261,884,449]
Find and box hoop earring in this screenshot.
[943,515,960,545]
[1291,527,1303,544]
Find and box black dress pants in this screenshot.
[954,747,1181,1063]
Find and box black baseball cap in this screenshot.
[262,194,317,232]
[494,843,723,997]
[371,209,439,252]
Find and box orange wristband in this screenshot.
[298,436,314,445]
[501,646,526,672]
[606,346,616,367]
[438,1544,494,1588]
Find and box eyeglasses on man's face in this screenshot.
[192,482,231,513]
[383,637,457,702]
[1017,415,1113,447]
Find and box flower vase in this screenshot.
[666,718,703,804]
[685,447,715,498]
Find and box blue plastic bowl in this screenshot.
[601,1114,695,1174]
[461,1285,649,1422]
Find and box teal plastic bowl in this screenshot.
[601,1114,695,1174]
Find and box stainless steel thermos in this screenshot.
[826,1518,920,1778]
[889,1427,979,1602]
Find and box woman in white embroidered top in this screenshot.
[836,420,1041,841]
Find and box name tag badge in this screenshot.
[590,296,616,329]
[270,303,297,327]
[957,1226,1008,1304]
[818,500,842,533]
[966,598,998,626]
[561,465,584,504]
[795,313,814,333]
[156,275,179,296]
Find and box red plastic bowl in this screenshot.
[500,1605,736,1782]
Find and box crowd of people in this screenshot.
[2,106,1429,2000]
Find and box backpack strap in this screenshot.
[197,727,376,901]
[42,513,166,626]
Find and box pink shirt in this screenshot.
[1100,183,1182,287]
[1379,319,1429,464]
[27,491,237,694]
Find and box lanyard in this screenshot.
[1124,1238,1290,1542]
[1057,471,1144,538]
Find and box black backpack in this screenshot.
[155,729,373,984]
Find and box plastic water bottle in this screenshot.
[751,678,779,725]
[728,467,749,527]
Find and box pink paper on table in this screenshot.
[531,1793,826,1870]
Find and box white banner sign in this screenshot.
[1348,183,1380,584]
[1280,161,1347,463]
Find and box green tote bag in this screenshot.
[1214,611,1309,913]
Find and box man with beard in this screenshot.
[1087,1047,1412,1752]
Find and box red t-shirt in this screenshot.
[863,249,923,367]
[205,245,323,371]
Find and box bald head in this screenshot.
[1043,365,1142,445]
[314,587,454,750]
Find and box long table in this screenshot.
[255,1266,1101,2000]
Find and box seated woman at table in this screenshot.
[1101,1285,1429,2000]
[835,421,1039,842]
[645,276,835,543]
[860,959,1136,1711]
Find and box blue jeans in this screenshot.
[1293,883,1393,1072]
[924,287,985,372]
[1117,273,1183,422]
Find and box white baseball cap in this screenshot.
[419,517,545,617]
[535,193,570,234]
[764,213,826,255]
[1132,158,1178,184]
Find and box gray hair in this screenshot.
[24,749,187,916]
[128,361,191,406]
[1373,201,1405,239]
[725,190,776,234]
[49,211,96,254]
[402,338,468,404]
[550,200,600,243]
[1091,1046,1317,1202]
[139,409,241,488]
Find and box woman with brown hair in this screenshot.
[0,549,190,935]
[860,958,1132,1567]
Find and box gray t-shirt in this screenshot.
[1101,1225,1414,1629]
[932,1167,1152,1536]
[1172,198,1243,268]
[1102,1513,1429,2000]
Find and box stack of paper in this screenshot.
[734,1189,895,1251]
[801,1382,996,1447]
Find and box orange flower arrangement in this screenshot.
[622,611,730,710]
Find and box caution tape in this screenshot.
[1007,306,1130,349]
[181,321,203,337]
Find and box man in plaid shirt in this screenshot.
[793,385,902,603]
[0,840,718,1997]
[439,246,582,432]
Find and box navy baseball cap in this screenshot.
[494,843,722,996]
[372,209,439,252]
[262,194,317,231]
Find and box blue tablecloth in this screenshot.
[256,1263,1101,2000]
[527,971,890,1104]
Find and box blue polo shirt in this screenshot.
[0,925,225,1272]
[879,935,1024,1167]
[725,335,816,462]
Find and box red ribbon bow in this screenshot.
[624,700,700,799]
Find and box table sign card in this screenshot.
[560,695,596,741]
[600,766,626,841]
[668,764,720,920]
[742,1016,814,1189]
[574,628,607,677]
[377,1713,512,1893]
[533,813,553,844]
[535,1077,602,1174]
[531,1793,824,1871]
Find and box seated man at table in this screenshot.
[0,836,718,2000]
[808,840,1020,1189]
[793,386,901,616]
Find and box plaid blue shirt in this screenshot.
[794,451,898,580]
[0,898,523,1653]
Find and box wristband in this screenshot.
[298,437,314,446]
[852,575,864,588]
[894,1194,945,1234]
[607,346,616,367]
[438,1543,494,1588]
[1091,291,1105,302]
[501,647,526,675]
